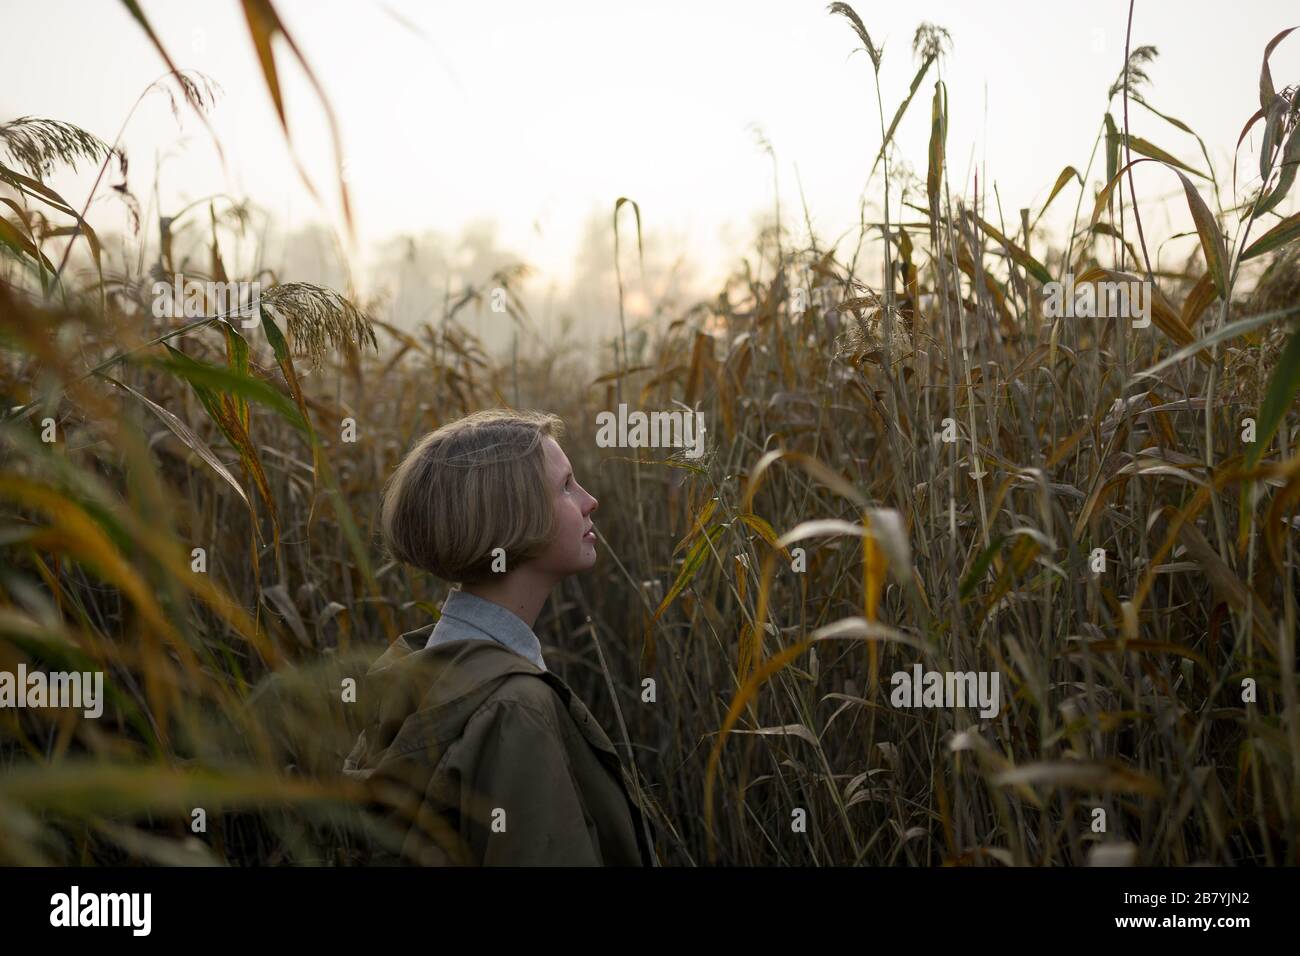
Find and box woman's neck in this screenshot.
[461,568,557,630]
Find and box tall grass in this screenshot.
[2,3,1299,865]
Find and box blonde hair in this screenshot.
[380,409,565,583]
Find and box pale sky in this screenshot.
[3,0,1298,322]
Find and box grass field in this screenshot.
[2,2,1299,866]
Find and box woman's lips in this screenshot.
[583,528,596,542]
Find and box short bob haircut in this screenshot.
[380,408,565,583]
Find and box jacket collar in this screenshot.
[425,588,547,671]
[366,629,617,758]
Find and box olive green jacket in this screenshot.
[342,626,657,866]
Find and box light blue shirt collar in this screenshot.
[425,588,547,671]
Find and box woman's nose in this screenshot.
[586,492,599,514]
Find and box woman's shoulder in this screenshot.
[443,676,575,770]
[475,671,565,723]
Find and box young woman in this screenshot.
[343,408,656,866]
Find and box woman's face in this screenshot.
[527,436,599,579]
